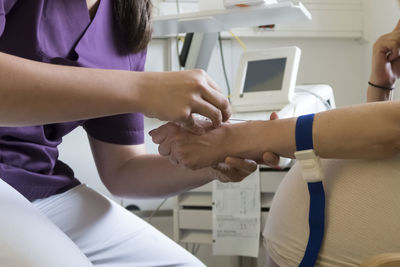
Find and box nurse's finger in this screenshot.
[201,88,231,123]
[225,157,258,174]
[180,114,205,135]
[192,100,223,128]
[269,112,279,120]
[262,152,280,168]
[195,117,214,130]
[214,160,255,183]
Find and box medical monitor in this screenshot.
[231,46,301,112]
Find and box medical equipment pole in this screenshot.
[184,32,219,70]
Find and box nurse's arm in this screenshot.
[0,52,230,128]
[151,100,400,169]
[87,136,257,198]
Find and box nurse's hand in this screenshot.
[209,157,257,183]
[370,19,400,88]
[139,69,231,134]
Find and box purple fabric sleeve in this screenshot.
[0,0,18,36]
[82,46,147,146]
[83,113,144,145]
[83,46,147,146]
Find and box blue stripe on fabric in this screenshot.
[299,181,326,267]
[295,114,315,151]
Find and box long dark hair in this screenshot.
[113,0,153,53]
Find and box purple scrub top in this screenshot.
[0,0,147,201]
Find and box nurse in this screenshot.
[151,17,400,267]
[0,0,257,266]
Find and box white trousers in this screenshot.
[0,180,205,267]
[263,155,400,266]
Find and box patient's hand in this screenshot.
[150,121,234,170]
[150,120,258,181]
[150,113,283,170]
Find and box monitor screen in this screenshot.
[242,58,287,93]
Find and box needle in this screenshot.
[228,118,248,122]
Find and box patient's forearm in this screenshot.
[230,101,400,160]
[224,119,296,160]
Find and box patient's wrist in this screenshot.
[226,121,268,160]
[228,118,296,160]
[197,122,239,164]
[214,122,239,159]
